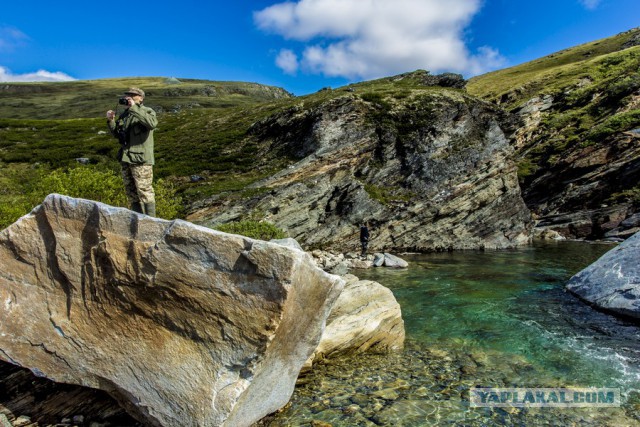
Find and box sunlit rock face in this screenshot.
[0,194,344,427]
[191,85,532,252]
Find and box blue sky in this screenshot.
[0,0,638,95]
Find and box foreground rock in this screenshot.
[566,231,640,320]
[268,241,405,370]
[0,194,344,427]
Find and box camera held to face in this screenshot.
[118,97,129,105]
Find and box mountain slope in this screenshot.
[188,72,532,251]
[468,28,640,240]
[0,71,533,251]
[3,27,640,245]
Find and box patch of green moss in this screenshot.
[587,110,640,142]
[608,186,640,205]
[364,183,415,206]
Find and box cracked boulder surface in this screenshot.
[0,194,345,427]
[566,231,640,320]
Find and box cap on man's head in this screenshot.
[124,87,145,97]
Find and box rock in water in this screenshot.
[0,194,344,427]
[383,253,409,268]
[307,274,404,367]
[566,231,640,320]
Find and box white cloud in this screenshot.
[0,66,75,82]
[0,26,29,52]
[254,0,505,79]
[578,0,601,10]
[275,49,300,74]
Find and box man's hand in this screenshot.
[126,97,135,107]
[106,110,115,120]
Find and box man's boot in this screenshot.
[144,202,156,217]
[131,202,144,214]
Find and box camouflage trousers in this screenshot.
[121,163,155,204]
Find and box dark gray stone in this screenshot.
[373,253,385,267]
[621,213,640,228]
[566,231,640,319]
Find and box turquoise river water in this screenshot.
[265,241,640,426]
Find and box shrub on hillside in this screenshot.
[30,166,129,207]
[214,220,286,241]
[0,165,183,229]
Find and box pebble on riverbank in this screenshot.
[311,251,409,274]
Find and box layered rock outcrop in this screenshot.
[190,81,532,252]
[0,194,345,427]
[566,231,640,319]
[470,35,640,241]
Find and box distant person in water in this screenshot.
[106,87,157,216]
[360,222,370,257]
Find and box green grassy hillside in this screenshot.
[0,77,292,120]
[0,72,455,228]
[468,28,640,217]
[467,28,640,108]
[2,27,639,236]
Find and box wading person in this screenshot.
[106,87,157,216]
[360,221,370,257]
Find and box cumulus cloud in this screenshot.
[0,66,75,82]
[254,0,505,79]
[578,0,601,10]
[275,49,300,74]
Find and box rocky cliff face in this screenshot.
[512,88,640,240]
[189,80,532,252]
[469,30,640,241]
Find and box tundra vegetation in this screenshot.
[1,28,640,231]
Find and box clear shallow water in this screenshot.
[363,241,640,390]
[265,241,640,426]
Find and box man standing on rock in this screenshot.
[106,87,157,216]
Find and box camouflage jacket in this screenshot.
[108,103,157,165]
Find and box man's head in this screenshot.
[123,87,145,106]
[124,87,145,98]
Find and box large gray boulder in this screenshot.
[566,232,640,319]
[383,253,409,268]
[0,194,344,427]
